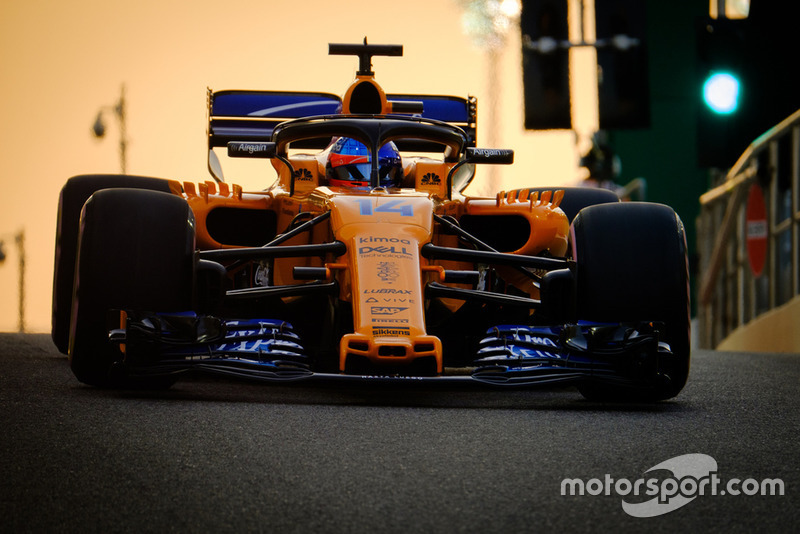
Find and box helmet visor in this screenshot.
[327,138,402,188]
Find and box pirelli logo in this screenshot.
[372,327,410,337]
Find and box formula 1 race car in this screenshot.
[52,41,690,401]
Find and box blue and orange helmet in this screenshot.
[326,137,402,188]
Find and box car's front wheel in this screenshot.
[69,188,195,388]
[571,202,691,401]
[52,174,174,354]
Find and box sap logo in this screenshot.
[371,307,408,315]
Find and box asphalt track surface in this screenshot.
[1,333,798,533]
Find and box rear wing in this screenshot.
[388,93,477,151]
[208,90,342,149]
[207,89,477,152]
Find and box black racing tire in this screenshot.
[514,187,619,223]
[571,202,690,401]
[52,174,174,354]
[69,188,194,388]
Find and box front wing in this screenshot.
[113,313,674,389]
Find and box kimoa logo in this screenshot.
[359,236,411,244]
[561,453,785,518]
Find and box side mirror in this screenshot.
[227,141,301,195]
[447,147,515,197]
[227,141,277,159]
[207,149,224,182]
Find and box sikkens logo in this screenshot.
[373,327,410,337]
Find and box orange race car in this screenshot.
[51,41,690,401]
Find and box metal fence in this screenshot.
[697,109,800,348]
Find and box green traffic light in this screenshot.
[703,72,740,114]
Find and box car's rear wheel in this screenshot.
[52,174,174,354]
[571,202,690,401]
[69,188,195,388]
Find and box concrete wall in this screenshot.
[716,295,800,353]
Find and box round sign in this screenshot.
[745,183,767,277]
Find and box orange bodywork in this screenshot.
[174,59,570,375]
[329,193,442,372]
[175,170,568,374]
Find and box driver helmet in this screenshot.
[326,137,402,188]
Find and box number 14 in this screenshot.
[357,199,414,217]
